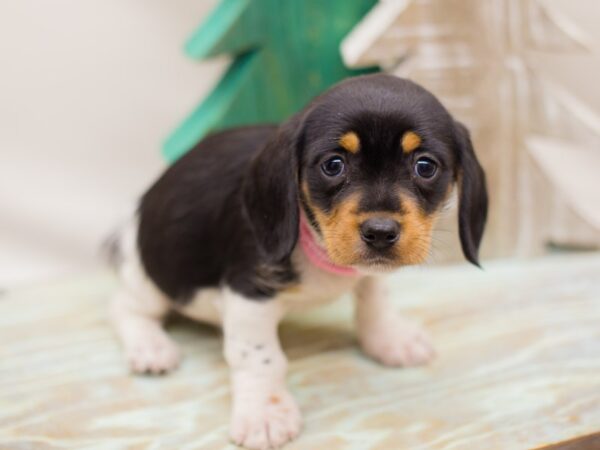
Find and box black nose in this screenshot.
[360,218,400,250]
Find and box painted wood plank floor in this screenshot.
[0,253,599,449]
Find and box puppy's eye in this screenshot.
[321,157,345,177]
[414,157,438,179]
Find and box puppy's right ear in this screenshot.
[243,115,304,263]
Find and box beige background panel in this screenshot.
[0,0,221,286]
[342,0,600,259]
[1,254,599,449]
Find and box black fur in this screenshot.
[137,74,488,302]
[243,115,304,264]
[454,121,488,266]
[138,126,298,301]
[300,76,459,218]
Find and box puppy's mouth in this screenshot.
[354,249,403,272]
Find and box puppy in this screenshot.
[109,74,487,450]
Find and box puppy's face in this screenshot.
[301,140,445,269]
[245,74,488,269]
[300,82,458,269]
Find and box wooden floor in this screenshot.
[1,253,599,449]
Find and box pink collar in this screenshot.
[298,213,359,277]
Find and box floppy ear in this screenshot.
[243,116,304,263]
[454,121,488,267]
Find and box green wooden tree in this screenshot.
[163,0,377,161]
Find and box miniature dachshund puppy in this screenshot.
[109,74,488,450]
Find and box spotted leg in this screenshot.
[221,289,301,450]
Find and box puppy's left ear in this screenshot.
[243,115,304,263]
[454,121,488,267]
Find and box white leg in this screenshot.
[109,219,180,374]
[354,276,435,367]
[110,289,181,374]
[221,289,301,450]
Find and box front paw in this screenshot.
[230,388,302,450]
[359,320,436,367]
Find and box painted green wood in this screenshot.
[163,0,378,162]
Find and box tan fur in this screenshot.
[305,191,363,266]
[303,186,438,267]
[396,195,436,265]
[281,283,302,294]
[339,131,360,153]
[401,131,421,153]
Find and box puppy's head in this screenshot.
[244,74,488,270]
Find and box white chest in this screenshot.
[277,247,360,312]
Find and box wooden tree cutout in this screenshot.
[163,0,377,162]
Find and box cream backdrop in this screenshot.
[0,0,221,286]
[3,0,598,287]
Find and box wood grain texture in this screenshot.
[1,254,599,449]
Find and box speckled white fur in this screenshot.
[110,218,434,450]
[220,288,302,449]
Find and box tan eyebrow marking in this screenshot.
[401,131,422,153]
[339,131,360,154]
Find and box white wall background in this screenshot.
[0,0,223,287]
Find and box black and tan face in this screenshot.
[301,130,446,268]
[244,74,488,269]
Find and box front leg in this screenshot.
[221,289,301,450]
[354,276,435,367]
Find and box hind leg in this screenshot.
[110,289,181,374]
[109,218,181,374]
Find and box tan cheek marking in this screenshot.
[396,195,437,265]
[302,185,437,267]
[339,132,360,154]
[402,131,421,153]
[304,190,363,266]
[303,188,436,267]
[315,197,363,266]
